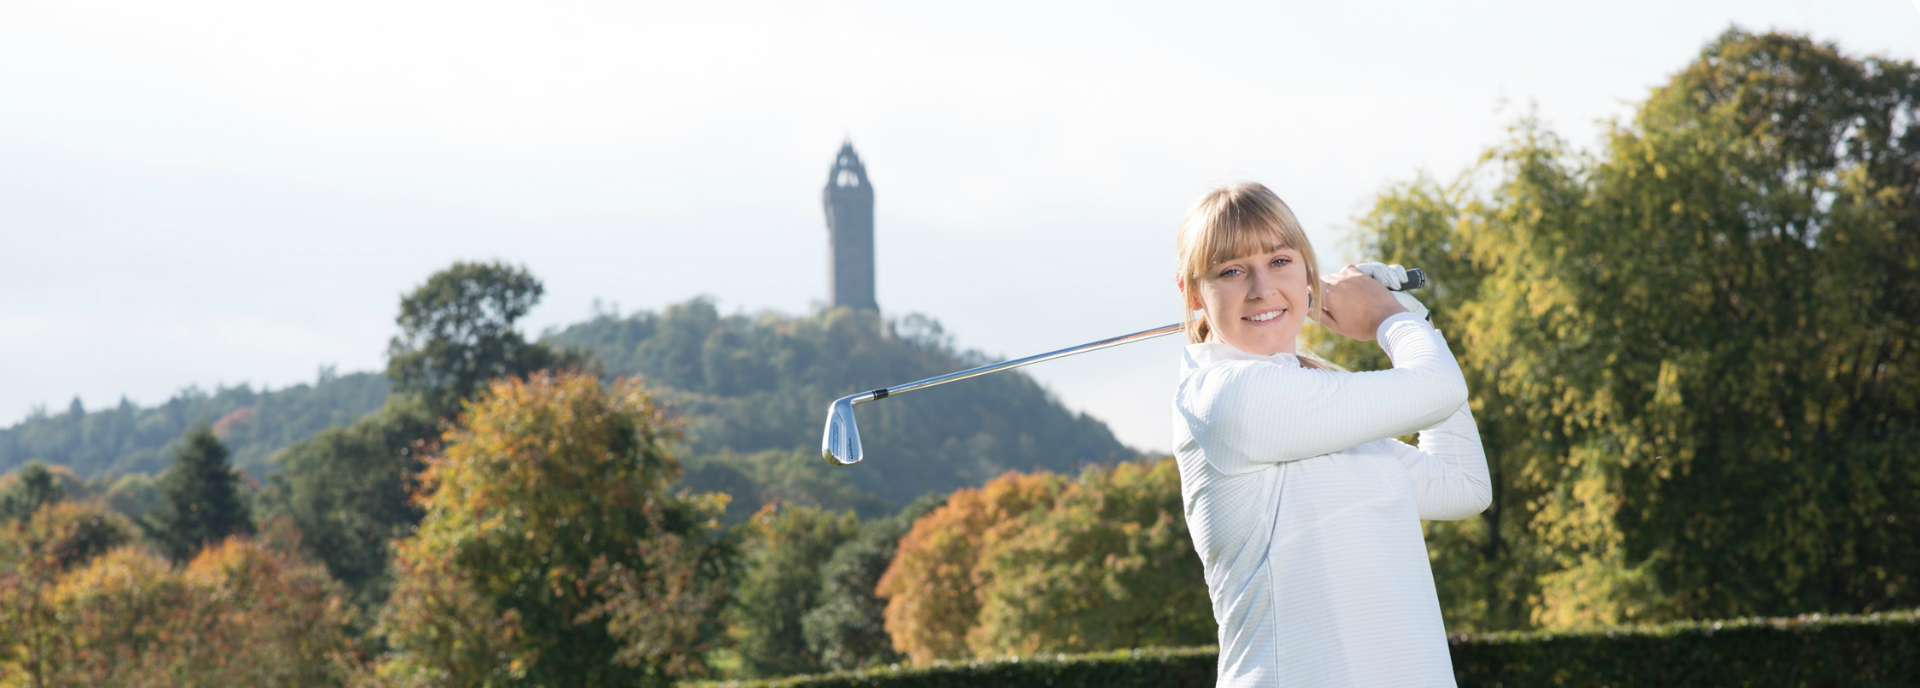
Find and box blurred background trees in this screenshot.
[142,425,252,562]
[370,371,734,687]
[1311,28,1920,632]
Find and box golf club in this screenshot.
[821,268,1427,466]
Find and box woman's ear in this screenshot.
[1177,276,1203,311]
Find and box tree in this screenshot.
[876,470,1065,663]
[873,461,1212,662]
[144,425,253,562]
[0,501,138,687]
[6,538,356,688]
[256,398,437,605]
[969,459,1213,657]
[0,461,67,522]
[802,493,947,672]
[1321,28,1920,631]
[726,503,860,678]
[386,261,583,417]
[373,372,734,687]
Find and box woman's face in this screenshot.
[1188,246,1311,356]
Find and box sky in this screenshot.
[3,0,1917,454]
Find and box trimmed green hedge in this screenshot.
[1452,609,1920,687]
[685,609,1919,688]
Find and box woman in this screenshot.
[1171,183,1491,687]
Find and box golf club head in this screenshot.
[821,395,864,466]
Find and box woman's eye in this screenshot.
[1270,257,1291,268]
[1217,268,1242,278]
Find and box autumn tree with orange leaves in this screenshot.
[877,459,1211,663]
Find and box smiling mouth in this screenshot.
[1245,309,1286,322]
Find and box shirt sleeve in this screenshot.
[1379,401,1492,520]
[1175,312,1470,475]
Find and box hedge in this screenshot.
[685,609,1918,688]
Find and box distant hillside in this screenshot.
[0,369,389,479]
[1,301,1134,515]
[545,300,1138,510]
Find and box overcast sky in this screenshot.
[4,0,1917,454]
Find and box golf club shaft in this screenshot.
[845,322,1185,407]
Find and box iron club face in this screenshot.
[821,394,864,466]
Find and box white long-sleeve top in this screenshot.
[1171,312,1491,687]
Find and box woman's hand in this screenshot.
[1311,265,1410,342]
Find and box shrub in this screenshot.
[685,610,1920,688]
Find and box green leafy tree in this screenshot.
[143,426,253,562]
[0,461,67,522]
[256,398,437,604]
[726,503,860,678]
[386,261,584,417]
[1320,28,1920,631]
[373,371,735,687]
[801,493,947,671]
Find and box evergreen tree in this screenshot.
[144,426,253,561]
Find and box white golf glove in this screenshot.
[1352,262,1430,322]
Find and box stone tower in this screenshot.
[822,141,877,311]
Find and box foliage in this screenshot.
[1310,28,1920,632]
[544,301,1136,512]
[0,368,389,478]
[878,469,1063,663]
[386,261,588,418]
[684,449,882,526]
[143,425,254,562]
[255,397,438,605]
[0,538,357,688]
[802,494,948,672]
[685,646,1218,688]
[0,461,68,522]
[727,504,862,678]
[97,472,162,520]
[686,610,1920,688]
[370,371,735,687]
[968,459,1213,657]
[877,460,1208,663]
[0,501,131,687]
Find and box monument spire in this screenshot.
[822,141,877,311]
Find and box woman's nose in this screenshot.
[1250,270,1280,298]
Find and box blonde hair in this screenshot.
[1175,183,1337,370]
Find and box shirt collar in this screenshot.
[1181,341,1301,374]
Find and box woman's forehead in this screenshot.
[1212,243,1300,265]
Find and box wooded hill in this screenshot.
[0,301,1134,518]
[545,300,1136,514]
[0,369,388,479]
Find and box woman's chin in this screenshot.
[1221,328,1298,356]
